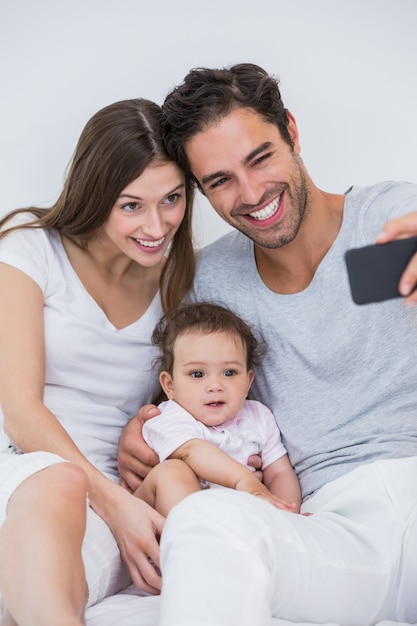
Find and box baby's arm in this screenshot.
[262,455,302,513]
[169,439,297,511]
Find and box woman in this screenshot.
[0,98,194,625]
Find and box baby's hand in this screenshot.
[236,476,298,513]
[258,493,298,512]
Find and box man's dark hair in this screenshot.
[161,63,292,181]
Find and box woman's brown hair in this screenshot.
[0,98,195,311]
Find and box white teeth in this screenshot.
[249,194,281,221]
[134,236,165,248]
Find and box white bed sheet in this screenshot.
[85,584,416,626]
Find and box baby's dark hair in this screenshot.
[152,302,266,374]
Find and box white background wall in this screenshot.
[1,0,416,248]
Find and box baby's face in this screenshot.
[160,330,254,427]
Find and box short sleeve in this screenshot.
[0,216,52,292]
[253,402,288,469]
[143,400,204,461]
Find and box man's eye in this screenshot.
[211,177,229,189]
[190,371,204,378]
[223,369,236,377]
[254,153,271,166]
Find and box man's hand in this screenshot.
[247,453,263,481]
[376,212,417,305]
[118,404,161,493]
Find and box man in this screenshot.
[119,64,417,625]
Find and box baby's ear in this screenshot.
[247,369,255,390]
[159,371,175,400]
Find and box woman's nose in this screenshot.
[143,209,164,237]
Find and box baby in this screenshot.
[135,302,301,515]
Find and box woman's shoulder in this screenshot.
[0,214,61,290]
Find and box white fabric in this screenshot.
[85,590,412,626]
[0,217,162,605]
[157,457,417,626]
[84,459,417,624]
[0,217,162,479]
[143,399,287,469]
[85,595,411,626]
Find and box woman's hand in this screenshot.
[118,405,161,493]
[376,212,417,305]
[103,482,165,594]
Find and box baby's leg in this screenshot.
[135,459,201,516]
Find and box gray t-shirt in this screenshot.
[191,181,417,499]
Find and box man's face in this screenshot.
[185,107,311,249]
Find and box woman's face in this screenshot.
[104,161,187,267]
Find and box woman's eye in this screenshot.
[122,202,140,212]
[165,193,180,204]
[223,369,236,377]
[190,371,204,379]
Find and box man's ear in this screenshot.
[286,111,301,155]
[159,371,175,400]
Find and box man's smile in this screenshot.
[248,192,282,221]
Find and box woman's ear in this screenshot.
[159,371,175,400]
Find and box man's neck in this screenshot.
[254,190,345,294]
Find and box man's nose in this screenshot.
[238,173,262,206]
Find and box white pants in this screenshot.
[159,457,417,626]
[0,451,130,607]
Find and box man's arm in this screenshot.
[118,405,161,492]
[169,438,298,511]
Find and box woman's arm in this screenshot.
[169,438,297,511]
[0,263,164,592]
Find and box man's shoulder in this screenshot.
[200,229,247,253]
[347,180,417,207]
[192,231,254,301]
[197,230,251,268]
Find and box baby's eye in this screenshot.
[190,370,204,378]
[223,369,236,377]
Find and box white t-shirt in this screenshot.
[143,399,287,471]
[0,217,162,480]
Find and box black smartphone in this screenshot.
[345,236,417,305]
